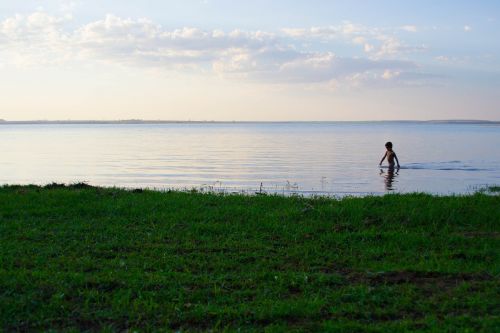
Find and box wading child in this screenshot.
[379,141,400,169]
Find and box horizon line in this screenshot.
[0,119,499,125]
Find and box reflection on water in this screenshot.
[380,167,399,191]
[0,122,499,196]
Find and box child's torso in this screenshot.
[387,150,395,164]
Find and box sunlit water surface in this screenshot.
[1,123,499,196]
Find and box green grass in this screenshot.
[0,184,499,332]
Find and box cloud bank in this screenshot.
[0,12,433,88]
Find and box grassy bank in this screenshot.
[0,185,499,332]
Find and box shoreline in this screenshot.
[2,182,498,198]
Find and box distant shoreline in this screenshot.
[0,119,499,125]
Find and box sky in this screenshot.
[0,0,499,121]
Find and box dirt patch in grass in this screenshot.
[319,267,494,291]
[364,270,493,288]
[461,231,500,239]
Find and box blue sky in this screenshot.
[0,1,499,120]
[3,1,498,28]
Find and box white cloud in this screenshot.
[434,55,475,65]
[0,11,72,66]
[282,23,370,40]
[464,25,472,32]
[435,55,450,62]
[282,23,427,58]
[382,70,400,80]
[266,53,415,85]
[375,35,427,57]
[364,43,374,53]
[352,36,366,45]
[0,12,435,88]
[401,25,417,32]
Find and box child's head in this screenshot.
[385,141,393,150]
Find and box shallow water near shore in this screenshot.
[0,122,498,196]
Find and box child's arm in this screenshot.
[394,153,400,168]
[379,152,387,166]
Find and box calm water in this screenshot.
[1,122,499,196]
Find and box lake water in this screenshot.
[0,122,499,196]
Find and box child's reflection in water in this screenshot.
[380,167,399,191]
